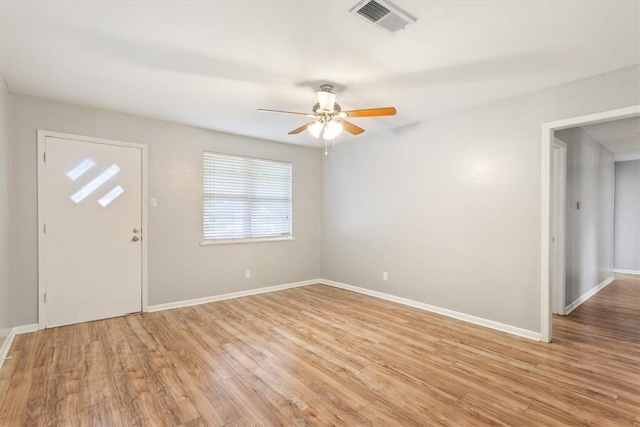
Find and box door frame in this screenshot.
[550,138,567,316]
[540,104,640,342]
[37,130,149,329]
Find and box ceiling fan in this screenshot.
[258,84,397,141]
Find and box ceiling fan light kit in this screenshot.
[258,84,397,154]
[323,120,344,140]
[308,121,323,138]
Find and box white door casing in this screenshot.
[38,131,148,328]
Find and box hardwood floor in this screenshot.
[1,275,638,426]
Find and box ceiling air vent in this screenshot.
[350,0,417,34]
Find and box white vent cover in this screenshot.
[350,0,417,34]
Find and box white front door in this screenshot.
[43,135,143,328]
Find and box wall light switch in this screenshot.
[150,197,158,208]
[245,269,251,279]
[383,272,388,281]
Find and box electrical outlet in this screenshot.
[245,269,251,279]
[150,197,158,208]
[383,272,388,281]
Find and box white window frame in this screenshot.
[201,151,293,245]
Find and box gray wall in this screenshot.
[11,95,322,325]
[0,76,12,344]
[322,65,639,333]
[556,127,614,307]
[7,65,640,333]
[614,160,640,272]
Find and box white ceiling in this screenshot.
[1,1,638,148]
[580,117,640,162]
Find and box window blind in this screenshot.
[203,152,292,242]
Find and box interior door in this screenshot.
[550,145,560,313]
[44,136,142,327]
[550,138,566,315]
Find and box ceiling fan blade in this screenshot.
[258,108,314,117]
[338,119,365,135]
[288,121,316,135]
[343,107,397,117]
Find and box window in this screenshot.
[203,152,292,243]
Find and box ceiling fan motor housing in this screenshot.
[313,102,341,115]
[317,84,337,112]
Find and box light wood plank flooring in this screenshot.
[1,275,638,426]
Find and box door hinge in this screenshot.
[44,293,47,303]
[44,224,47,234]
[43,152,46,162]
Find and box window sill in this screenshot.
[200,236,295,246]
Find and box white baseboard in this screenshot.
[148,279,321,312]
[319,279,541,341]
[565,275,615,315]
[613,269,640,276]
[0,323,39,369]
[12,324,39,334]
[2,278,546,368]
[0,334,14,367]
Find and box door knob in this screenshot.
[133,227,141,233]
[132,236,140,242]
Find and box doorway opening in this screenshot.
[540,105,640,342]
